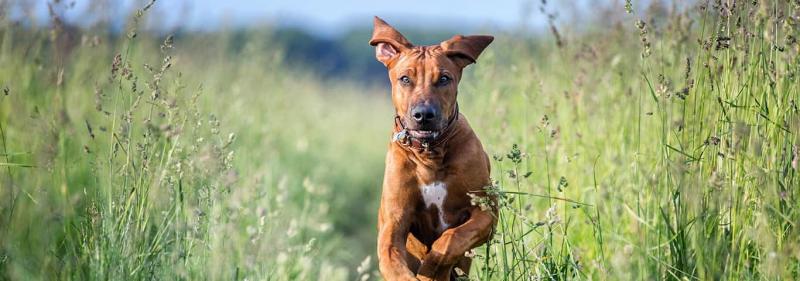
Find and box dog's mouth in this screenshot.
[408,129,440,140]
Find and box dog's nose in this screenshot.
[411,104,439,124]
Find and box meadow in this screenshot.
[1,1,799,280]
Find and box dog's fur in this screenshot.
[370,17,496,281]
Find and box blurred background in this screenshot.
[7,0,603,84]
[1,0,799,280]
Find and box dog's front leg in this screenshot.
[416,207,496,280]
[377,204,418,281]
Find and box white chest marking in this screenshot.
[420,181,448,231]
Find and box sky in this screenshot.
[14,0,596,36]
[161,0,551,35]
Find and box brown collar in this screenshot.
[392,104,459,152]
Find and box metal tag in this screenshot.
[392,129,408,143]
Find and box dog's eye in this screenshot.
[436,75,451,86]
[399,76,411,85]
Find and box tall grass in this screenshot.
[468,1,799,280]
[1,1,387,279]
[1,0,798,280]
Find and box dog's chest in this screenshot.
[419,181,449,232]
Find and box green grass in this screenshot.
[1,1,799,280]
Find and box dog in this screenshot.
[369,17,496,281]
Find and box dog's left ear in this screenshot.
[440,35,494,68]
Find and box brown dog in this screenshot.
[370,17,496,281]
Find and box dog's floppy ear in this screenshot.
[440,35,494,68]
[369,16,413,67]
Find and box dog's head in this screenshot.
[370,16,492,141]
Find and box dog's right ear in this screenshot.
[369,16,413,67]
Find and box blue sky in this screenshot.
[161,0,552,34]
[19,0,594,36]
